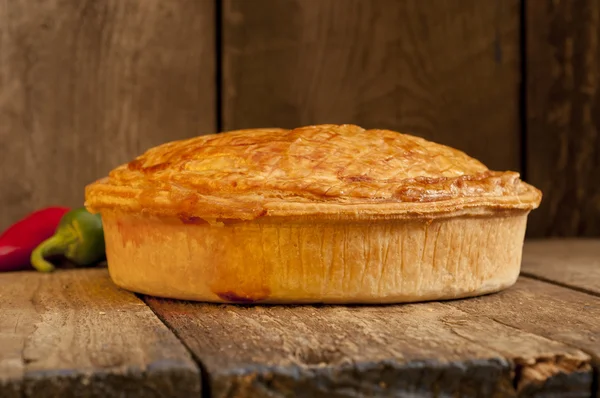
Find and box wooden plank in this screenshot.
[0,0,215,231]
[222,0,521,172]
[0,269,200,398]
[0,273,36,398]
[526,0,600,237]
[146,294,592,397]
[521,239,600,296]
[451,277,600,397]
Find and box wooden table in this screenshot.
[1,240,598,398]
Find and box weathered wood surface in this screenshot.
[451,277,600,397]
[0,269,200,398]
[3,240,600,397]
[222,0,521,172]
[526,0,600,237]
[521,239,600,296]
[146,293,592,398]
[0,0,216,231]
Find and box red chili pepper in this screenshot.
[0,207,71,272]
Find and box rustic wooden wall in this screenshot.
[222,0,521,172]
[1,0,599,236]
[0,0,216,230]
[526,0,600,237]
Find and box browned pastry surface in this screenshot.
[85,124,541,220]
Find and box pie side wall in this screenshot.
[100,211,530,304]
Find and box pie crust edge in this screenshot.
[84,124,542,221]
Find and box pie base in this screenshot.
[101,210,529,304]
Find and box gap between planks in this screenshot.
[520,272,600,299]
[137,292,213,398]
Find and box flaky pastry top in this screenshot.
[85,124,541,221]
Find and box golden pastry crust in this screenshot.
[85,124,541,220]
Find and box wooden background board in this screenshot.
[146,292,592,398]
[0,0,216,231]
[0,269,201,398]
[222,0,521,173]
[526,0,600,237]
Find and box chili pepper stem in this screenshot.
[30,232,78,272]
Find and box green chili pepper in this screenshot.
[31,207,105,272]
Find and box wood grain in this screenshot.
[451,277,600,397]
[0,269,200,398]
[521,239,600,296]
[0,0,215,231]
[146,292,592,398]
[0,272,38,398]
[526,0,600,237]
[222,0,521,172]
